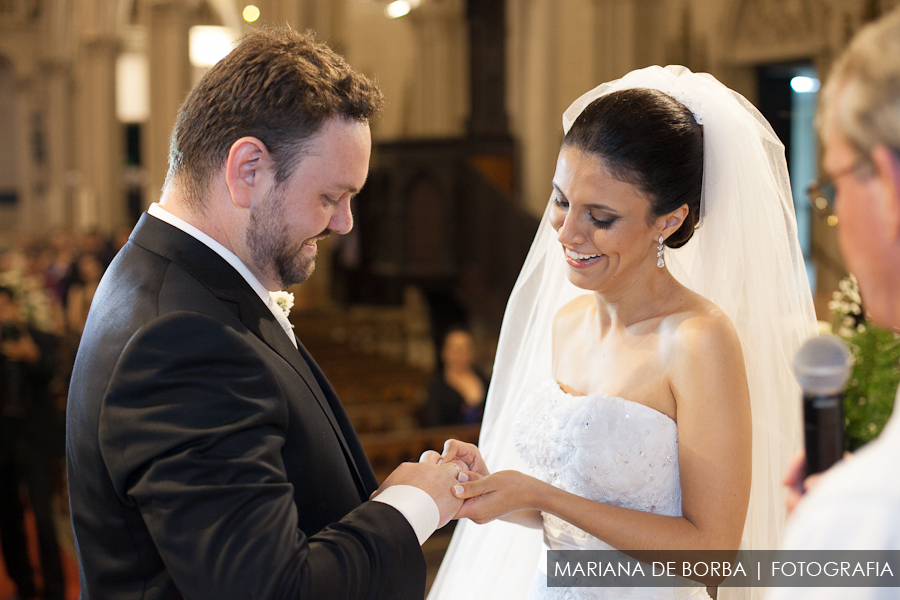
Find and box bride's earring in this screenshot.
[656,235,665,268]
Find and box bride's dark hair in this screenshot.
[562,88,703,249]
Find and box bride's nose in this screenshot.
[556,213,586,246]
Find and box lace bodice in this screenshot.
[515,379,682,550]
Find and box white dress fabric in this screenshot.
[427,66,817,600]
[515,381,682,530]
[514,380,709,600]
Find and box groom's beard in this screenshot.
[246,187,329,288]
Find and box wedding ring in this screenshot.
[452,462,461,476]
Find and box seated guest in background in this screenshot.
[423,328,489,426]
[776,8,900,598]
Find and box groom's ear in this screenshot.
[225,136,271,210]
[656,204,689,237]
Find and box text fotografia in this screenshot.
[546,550,900,588]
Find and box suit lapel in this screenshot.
[294,342,379,496]
[228,294,373,500]
[129,213,371,500]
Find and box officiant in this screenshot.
[775,7,900,597]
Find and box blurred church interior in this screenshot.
[0,0,897,595]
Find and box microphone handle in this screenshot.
[803,392,844,475]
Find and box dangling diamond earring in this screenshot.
[656,235,665,268]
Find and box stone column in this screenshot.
[74,34,123,232]
[144,0,191,208]
[42,61,74,230]
[13,74,38,234]
[509,0,559,214]
[466,0,508,137]
[592,0,639,83]
[406,0,468,138]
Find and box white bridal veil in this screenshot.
[427,66,817,600]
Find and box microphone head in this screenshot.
[793,334,854,396]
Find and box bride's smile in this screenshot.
[562,246,604,266]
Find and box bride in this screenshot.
[427,66,817,600]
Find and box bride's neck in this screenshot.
[592,269,683,331]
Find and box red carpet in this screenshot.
[0,507,80,600]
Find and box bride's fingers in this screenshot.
[452,477,491,500]
[454,493,501,524]
[442,439,488,475]
[457,470,483,483]
[439,460,469,480]
[442,439,477,463]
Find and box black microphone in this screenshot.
[793,334,853,474]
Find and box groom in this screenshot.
[66,27,462,599]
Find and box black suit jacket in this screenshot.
[66,214,425,600]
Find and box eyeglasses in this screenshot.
[807,159,874,226]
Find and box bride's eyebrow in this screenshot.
[551,183,620,214]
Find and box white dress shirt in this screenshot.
[146,204,440,545]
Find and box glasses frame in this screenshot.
[807,158,874,215]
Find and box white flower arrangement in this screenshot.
[828,274,864,337]
[0,269,58,333]
[828,274,900,450]
[270,291,295,328]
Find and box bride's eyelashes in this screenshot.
[589,215,617,230]
[552,195,617,230]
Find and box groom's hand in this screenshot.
[371,457,464,528]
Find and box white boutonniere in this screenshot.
[270,291,295,328]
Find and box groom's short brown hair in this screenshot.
[165,26,384,212]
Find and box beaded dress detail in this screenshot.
[514,380,707,599]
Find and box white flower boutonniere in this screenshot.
[270,291,295,328]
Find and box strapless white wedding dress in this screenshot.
[514,380,711,600]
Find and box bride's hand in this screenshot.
[440,439,490,477]
[451,470,534,524]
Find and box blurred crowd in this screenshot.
[0,224,131,600]
[0,226,130,339]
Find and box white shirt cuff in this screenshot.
[371,484,440,546]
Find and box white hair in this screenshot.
[821,7,900,158]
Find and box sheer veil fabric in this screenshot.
[426,66,817,600]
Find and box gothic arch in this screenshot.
[725,0,900,70]
[725,0,827,66]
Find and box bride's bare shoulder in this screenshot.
[552,295,595,331]
[664,293,743,364]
